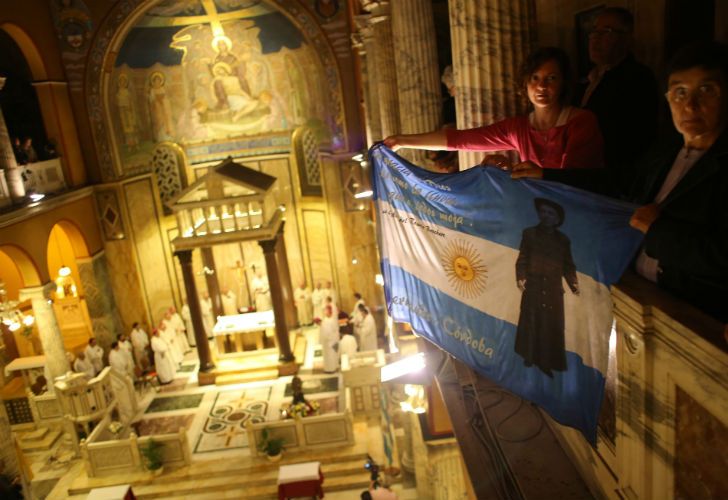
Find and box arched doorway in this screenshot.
[45,221,93,355]
[0,245,41,359]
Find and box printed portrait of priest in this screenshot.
[515,197,580,377]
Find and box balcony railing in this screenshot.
[436,272,727,499]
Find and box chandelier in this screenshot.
[0,280,35,334]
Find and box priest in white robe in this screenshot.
[319,305,339,373]
[130,322,150,369]
[109,341,136,421]
[339,330,358,362]
[252,270,272,311]
[357,304,378,352]
[221,289,238,316]
[200,292,214,339]
[294,282,313,326]
[84,338,104,375]
[322,281,336,306]
[73,351,95,379]
[311,282,324,320]
[180,302,196,347]
[169,307,190,353]
[150,330,176,384]
[117,334,135,377]
[159,320,183,365]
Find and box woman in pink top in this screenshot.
[384,47,604,170]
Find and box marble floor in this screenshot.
[38,326,421,498]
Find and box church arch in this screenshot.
[86,0,347,181]
[0,23,48,81]
[0,244,42,295]
[45,220,90,297]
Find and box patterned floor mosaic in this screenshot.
[193,386,273,453]
[145,393,205,414]
[135,414,196,436]
[284,375,338,397]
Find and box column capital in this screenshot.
[19,282,56,302]
[174,248,194,264]
[361,0,389,15]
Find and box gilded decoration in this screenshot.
[87,0,346,181]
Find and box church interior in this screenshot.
[0,0,726,499]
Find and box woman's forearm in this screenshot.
[383,130,450,151]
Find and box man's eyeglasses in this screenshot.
[588,28,627,37]
[665,84,721,104]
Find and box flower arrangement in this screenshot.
[281,400,320,419]
[108,421,124,437]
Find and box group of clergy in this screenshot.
[317,292,379,373]
[294,280,337,327]
[149,306,193,384]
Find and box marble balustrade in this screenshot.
[549,272,728,500]
[246,387,354,457]
[81,413,191,477]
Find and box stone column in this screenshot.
[19,283,70,383]
[77,251,123,355]
[201,247,223,318]
[352,22,383,146]
[0,77,24,204]
[259,227,294,362]
[391,0,442,165]
[449,0,535,169]
[32,81,86,187]
[176,250,215,372]
[362,3,401,139]
[274,223,297,331]
[0,402,19,483]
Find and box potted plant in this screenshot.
[258,428,284,462]
[140,438,164,475]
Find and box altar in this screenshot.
[213,310,275,355]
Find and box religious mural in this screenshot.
[109,0,338,171]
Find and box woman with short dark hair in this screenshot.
[384,47,604,171]
[629,41,728,322]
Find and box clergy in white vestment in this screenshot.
[84,338,104,375]
[221,289,238,316]
[200,293,214,338]
[319,305,340,373]
[252,270,272,311]
[180,302,196,347]
[109,342,136,422]
[349,292,366,342]
[339,330,358,362]
[117,334,135,376]
[322,296,339,319]
[294,282,313,326]
[357,304,378,352]
[159,320,183,365]
[150,330,176,384]
[73,351,95,379]
[130,323,150,368]
[311,282,324,320]
[169,307,190,353]
[323,281,336,305]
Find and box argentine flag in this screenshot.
[371,144,643,443]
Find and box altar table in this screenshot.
[213,310,275,353]
[277,461,324,499]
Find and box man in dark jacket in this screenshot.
[577,7,658,194]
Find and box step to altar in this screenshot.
[19,427,62,452]
[214,369,280,386]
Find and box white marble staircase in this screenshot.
[64,443,381,499]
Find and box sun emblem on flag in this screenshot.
[440,240,488,298]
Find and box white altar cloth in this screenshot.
[277,461,321,485]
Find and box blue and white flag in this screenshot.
[370,144,643,443]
